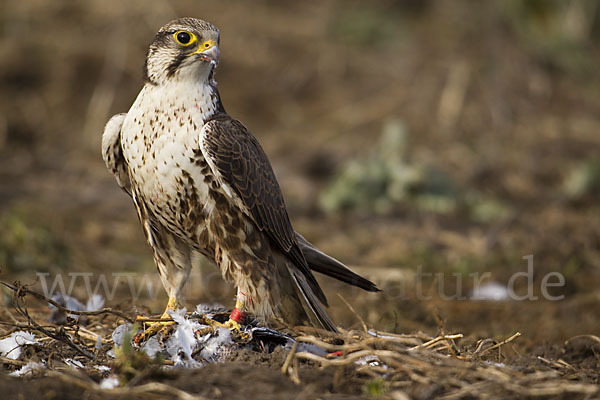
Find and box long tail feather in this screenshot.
[296,233,381,292]
[288,267,338,332]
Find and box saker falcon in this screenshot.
[102,17,379,338]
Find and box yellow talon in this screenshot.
[202,317,241,330]
[201,316,249,341]
[223,318,242,331]
[133,296,179,344]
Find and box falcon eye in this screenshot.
[177,32,191,43]
[173,30,196,46]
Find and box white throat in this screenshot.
[140,77,220,124]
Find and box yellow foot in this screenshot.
[133,296,179,344]
[201,316,249,340]
[133,318,175,344]
[223,318,243,331]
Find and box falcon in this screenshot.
[102,17,379,338]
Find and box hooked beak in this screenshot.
[191,40,219,66]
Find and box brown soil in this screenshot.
[1,0,600,399]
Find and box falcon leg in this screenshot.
[224,295,248,330]
[133,296,178,344]
[202,289,250,338]
[133,230,191,344]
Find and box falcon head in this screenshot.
[144,17,220,85]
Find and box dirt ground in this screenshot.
[1,0,600,398]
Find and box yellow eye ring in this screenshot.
[173,30,197,46]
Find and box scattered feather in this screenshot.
[86,294,105,311]
[168,308,203,361]
[112,323,133,346]
[48,293,105,324]
[140,336,162,358]
[199,327,234,363]
[94,365,111,372]
[355,354,388,369]
[49,293,85,324]
[0,331,37,360]
[9,361,45,377]
[99,375,120,389]
[194,303,227,314]
[470,281,509,301]
[50,293,85,311]
[63,358,84,368]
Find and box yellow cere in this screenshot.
[190,40,217,55]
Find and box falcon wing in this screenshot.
[102,113,131,195]
[199,113,328,306]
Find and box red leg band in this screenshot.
[230,307,247,324]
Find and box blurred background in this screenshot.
[1,0,599,345]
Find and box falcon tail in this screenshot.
[296,233,381,293]
[288,268,338,332]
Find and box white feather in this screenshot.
[0,331,37,360]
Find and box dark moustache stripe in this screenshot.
[166,52,187,77]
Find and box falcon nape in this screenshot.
[102,17,379,342]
